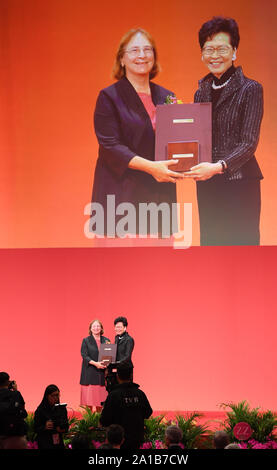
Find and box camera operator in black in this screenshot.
[100,364,152,449]
[34,384,69,449]
[0,372,28,449]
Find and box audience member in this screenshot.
[71,434,91,449]
[225,442,241,449]
[34,384,69,449]
[99,443,113,449]
[100,364,152,449]
[214,430,230,449]
[106,424,125,449]
[165,425,183,449]
[0,372,28,449]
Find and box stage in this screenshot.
[1,246,276,413]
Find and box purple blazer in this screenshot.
[92,77,176,216]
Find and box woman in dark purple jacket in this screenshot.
[91,28,183,237]
[80,319,110,412]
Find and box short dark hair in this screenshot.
[198,16,240,49]
[99,443,113,449]
[0,372,10,387]
[114,316,128,327]
[116,363,133,381]
[165,425,183,444]
[214,430,230,449]
[71,434,91,449]
[107,424,125,446]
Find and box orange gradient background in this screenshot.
[1,0,277,247]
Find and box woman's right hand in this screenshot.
[149,160,185,183]
[93,361,106,369]
[128,156,184,183]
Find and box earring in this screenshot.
[232,49,237,61]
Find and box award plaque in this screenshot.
[168,141,199,171]
[98,343,117,365]
[155,103,212,171]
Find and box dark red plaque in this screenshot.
[168,141,199,171]
[155,103,212,169]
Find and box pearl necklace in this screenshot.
[212,76,232,89]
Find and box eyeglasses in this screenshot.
[124,46,154,57]
[202,45,232,56]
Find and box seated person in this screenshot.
[165,425,183,449]
[213,430,230,449]
[71,434,91,449]
[106,424,125,449]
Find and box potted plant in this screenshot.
[143,415,167,448]
[67,406,105,448]
[175,412,212,449]
[220,400,277,448]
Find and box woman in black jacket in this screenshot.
[34,385,68,449]
[80,319,110,412]
[186,16,263,245]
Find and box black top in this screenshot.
[80,335,110,385]
[115,331,134,367]
[0,388,27,436]
[211,65,236,107]
[167,444,184,451]
[194,66,263,180]
[100,382,152,448]
[34,402,69,449]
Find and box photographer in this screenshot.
[34,385,69,449]
[0,372,28,449]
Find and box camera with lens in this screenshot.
[8,380,16,391]
[104,363,119,393]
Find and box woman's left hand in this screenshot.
[184,162,222,181]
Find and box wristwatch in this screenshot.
[218,159,227,173]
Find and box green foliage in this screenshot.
[25,412,37,443]
[221,401,277,443]
[25,402,277,449]
[143,413,211,449]
[68,406,106,445]
[144,415,166,446]
[175,412,211,449]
